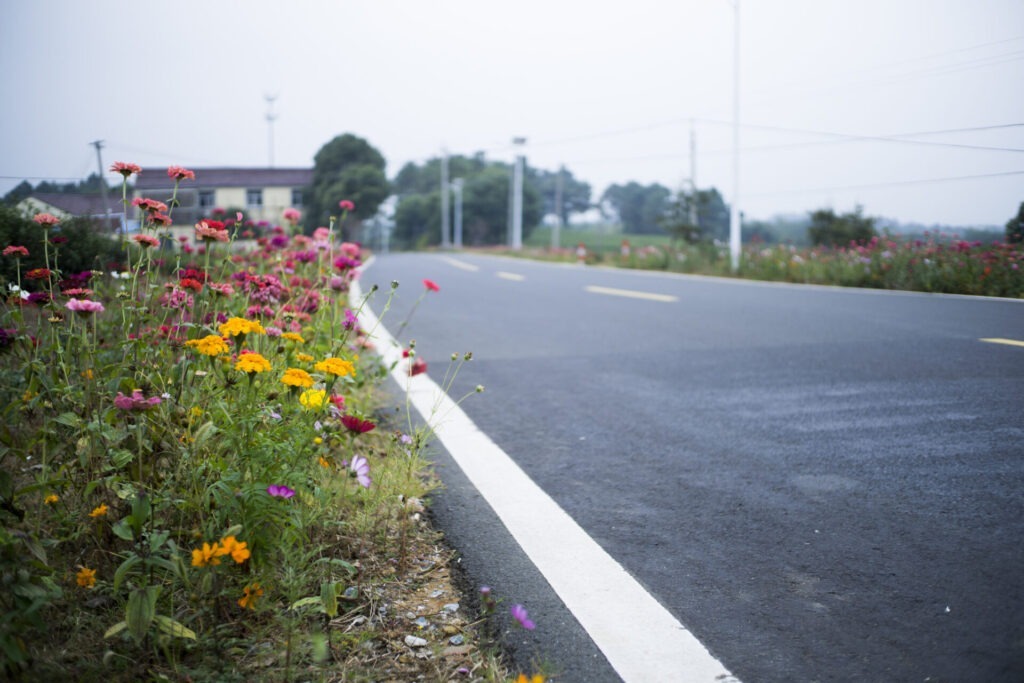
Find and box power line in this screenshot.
[746,169,1024,198]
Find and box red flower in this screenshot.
[341,415,376,434]
[25,268,52,280]
[339,200,355,212]
[167,165,195,181]
[422,278,440,292]
[3,246,28,258]
[180,278,203,292]
[409,357,428,376]
[110,162,141,178]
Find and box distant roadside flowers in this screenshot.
[235,352,272,375]
[114,389,162,411]
[185,334,230,357]
[219,317,266,338]
[65,298,105,316]
[315,357,354,378]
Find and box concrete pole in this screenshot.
[729,0,742,271]
[689,120,699,228]
[91,140,114,233]
[512,137,526,250]
[552,165,564,250]
[440,150,451,249]
[452,178,464,249]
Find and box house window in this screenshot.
[246,189,263,207]
[291,188,303,207]
[198,190,215,209]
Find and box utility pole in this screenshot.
[729,0,742,271]
[265,94,278,168]
[689,120,698,228]
[511,137,526,250]
[91,140,114,233]
[451,178,464,249]
[440,150,451,249]
[552,164,564,250]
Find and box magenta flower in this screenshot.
[510,604,535,630]
[65,298,105,316]
[423,278,440,292]
[350,454,371,488]
[338,200,355,212]
[114,390,162,412]
[342,309,358,330]
[283,208,301,223]
[341,415,376,434]
[267,484,296,499]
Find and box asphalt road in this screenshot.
[362,252,1024,683]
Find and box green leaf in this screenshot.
[104,621,128,639]
[111,520,135,542]
[113,555,142,592]
[125,586,160,643]
[149,530,169,552]
[153,615,197,640]
[222,524,243,539]
[288,596,324,613]
[110,449,133,469]
[320,582,339,618]
[314,557,357,574]
[54,412,82,428]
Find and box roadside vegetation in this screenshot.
[0,167,546,682]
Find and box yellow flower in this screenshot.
[216,535,251,564]
[515,675,545,683]
[186,334,230,357]
[189,406,204,422]
[89,504,108,518]
[313,436,323,445]
[76,566,97,588]
[280,368,314,388]
[318,456,331,469]
[299,389,327,410]
[235,352,272,374]
[296,352,314,363]
[81,369,94,380]
[191,541,222,567]
[238,583,263,610]
[44,493,59,505]
[281,332,305,343]
[218,317,260,338]
[314,357,355,378]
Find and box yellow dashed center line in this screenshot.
[584,285,678,303]
[980,337,1024,348]
[496,272,525,281]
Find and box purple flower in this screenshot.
[350,454,371,488]
[267,484,296,499]
[510,604,535,630]
[114,390,162,412]
[343,308,358,331]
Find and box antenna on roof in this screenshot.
[265,94,278,168]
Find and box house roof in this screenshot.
[133,167,313,190]
[24,192,123,216]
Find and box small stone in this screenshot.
[449,634,464,645]
[414,616,430,628]
[442,625,460,636]
[343,586,358,599]
[430,589,444,598]
[443,603,459,613]
[404,635,428,648]
[405,612,417,620]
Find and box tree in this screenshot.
[660,187,730,243]
[1006,201,1024,244]
[306,134,390,237]
[807,206,876,246]
[529,167,591,226]
[2,180,33,205]
[601,182,671,234]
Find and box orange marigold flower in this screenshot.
[191,541,222,567]
[515,675,545,683]
[76,566,97,588]
[44,493,59,505]
[281,368,314,388]
[219,317,265,338]
[238,583,263,610]
[186,334,230,357]
[318,456,331,469]
[216,535,251,564]
[89,503,108,518]
[235,352,271,374]
[281,332,305,343]
[296,352,314,363]
[314,357,355,378]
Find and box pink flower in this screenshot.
[195,221,230,243]
[167,165,195,181]
[2,246,28,257]
[110,162,141,178]
[510,604,535,630]
[150,213,172,227]
[132,234,161,248]
[32,213,60,227]
[338,200,355,212]
[283,208,301,223]
[113,389,161,411]
[350,455,371,488]
[66,298,105,316]
[132,197,169,214]
[267,484,296,499]
[423,278,440,292]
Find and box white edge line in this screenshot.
[440,255,481,272]
[353,262,739,683]
[496,271,526,281]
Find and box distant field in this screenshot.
[526,227,671,252]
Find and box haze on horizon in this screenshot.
[1,0,1022,228]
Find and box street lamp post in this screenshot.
[451,178,464,249]
[729,0,741,272]
[511,137,526,250]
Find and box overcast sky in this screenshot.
[2,0,1022,227]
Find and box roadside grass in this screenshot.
[513,227,1024,298]
[0,170,525,682]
